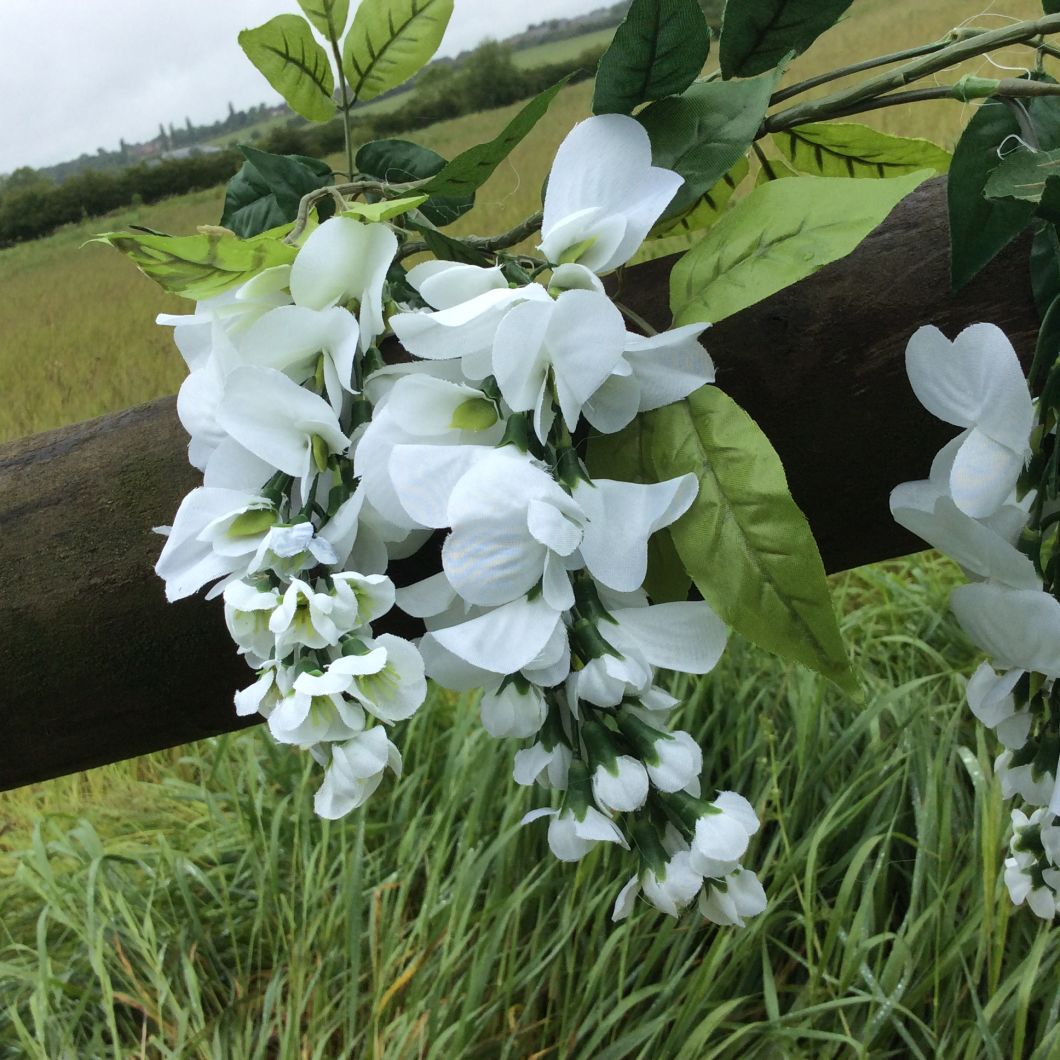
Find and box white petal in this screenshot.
[949,429,1024,518]
[951,583,1060,676]
[624,324,715,411]
[387,444,492,528]
[606,602,728,674]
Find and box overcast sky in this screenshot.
[0,0,608,174]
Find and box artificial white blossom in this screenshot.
[689,791,760,878]
[314,726,403,819]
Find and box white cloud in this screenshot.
[0,0,612,174]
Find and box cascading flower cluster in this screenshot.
[151,113,766,928]
[891,323,1060,919]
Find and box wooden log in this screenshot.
[0,177,1040,790]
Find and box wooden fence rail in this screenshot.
[0,178,1040,791]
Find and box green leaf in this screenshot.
[627,158,749,266]
[1047,0,1060,14]
[419,78,570,197]
[340,194,429,222]
[984,147,1060,203]
[297,0,350,39]
[343,0,453,102]
[238,15,336,123]
[89,226,297,301]
[355,138,474,227]
[719,0,855,79]
[592,0,711,116]
[408,222,492,266]
[949,96,1043,291]
[637,71,777,220]
[221,147,334,238]
[1031,224,1060,320]
[670,170,929,325]
[754,154,800,184]
[645,387,856,691]
[772,122,951,179]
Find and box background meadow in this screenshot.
[3,1,1059,1056]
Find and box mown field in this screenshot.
[2,1,1058,1057]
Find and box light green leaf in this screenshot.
[719,0,854,78]
[340,194,429,222]
[239,15,336,123]
[754,154,800,184]
[297,0,350,40]
[637,71,778,221]
[644,387,856,691]
[628,157,749,266]
[419,77,569,197]
[772,122,951,179]
[89,226,297,301]
[984,146,1060,203]
[670,170,929,325]
[592,0,711,116]
[343,0,453,103]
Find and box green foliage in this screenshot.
[948,91,1060,292]
[238,14,337,123]
[340,194,429,222]
[420,77,570,198]
[355,138,473,226]
[719,0,855,78]
[670,170,930,325]
[985,146,1060,203]
[297,0,350,40]
[8,557,1056,1055]
[637,71,777,220]
[220,147,334,238]
[343,0,454,102]
[592,0,711,117]
[772,122,951,179]
[90,226,297,300]
[596,388,855,691]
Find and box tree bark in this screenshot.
[0,177,1039,790]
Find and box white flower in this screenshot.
[513,739,572,790]
[267,677,365,747]
[155,487,275,602]
[218,366,349,497]
[248,521,339,578]
[950,583,1060,678]
[480,681,548,739]
[289,217,397,349]
[330,572,395,631]
[890,435,1039,590]
[521,805,628,862]
[995,750,1056,807]
[612,849,703,920]
[539,114,683,274]
[233,663,290,718]
[689,791,760,878]
[314,726,403,819]
[965,663,1031,750]
[697,867,768,927]
[491,289,627,440]
[644,729,702,793]
[223,580,281,664]
[592,755,650,813]
[904,323,1033,517]
[269,578,343,655]
[583,323,715,434]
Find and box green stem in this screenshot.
[769,32,975,107]
[766,79,1060,134]
[328,32,355,181]
[396,211,544,262]
[765,14,1060,134]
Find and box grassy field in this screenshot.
[3,1,1059,1055]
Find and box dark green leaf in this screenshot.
[719,0,854,79]
[420,78,570,198]
[343,0,453,102]
[221,147,333,238]
[1046,0,1060,14]
[593,0,711,116]
[645,387,857,691]
[408,222,492,266]
[238,15,336,123]
[297,0,350,40]
[355,138,474,226]
[637,70,777,220]
[984,146,1060,203]
[1039,176,1060,224]
[1031,224,1060,319]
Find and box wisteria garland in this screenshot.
[153,114,766,928]
[891,322,1060,920]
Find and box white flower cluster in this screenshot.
[891,323,1060,918]
[153,113,766,927]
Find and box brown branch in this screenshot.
[0,177,1039,791]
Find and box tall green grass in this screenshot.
[2,556,1058,1057]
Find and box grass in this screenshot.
[2,1,1059,1054]
[2,555,1059,1057]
